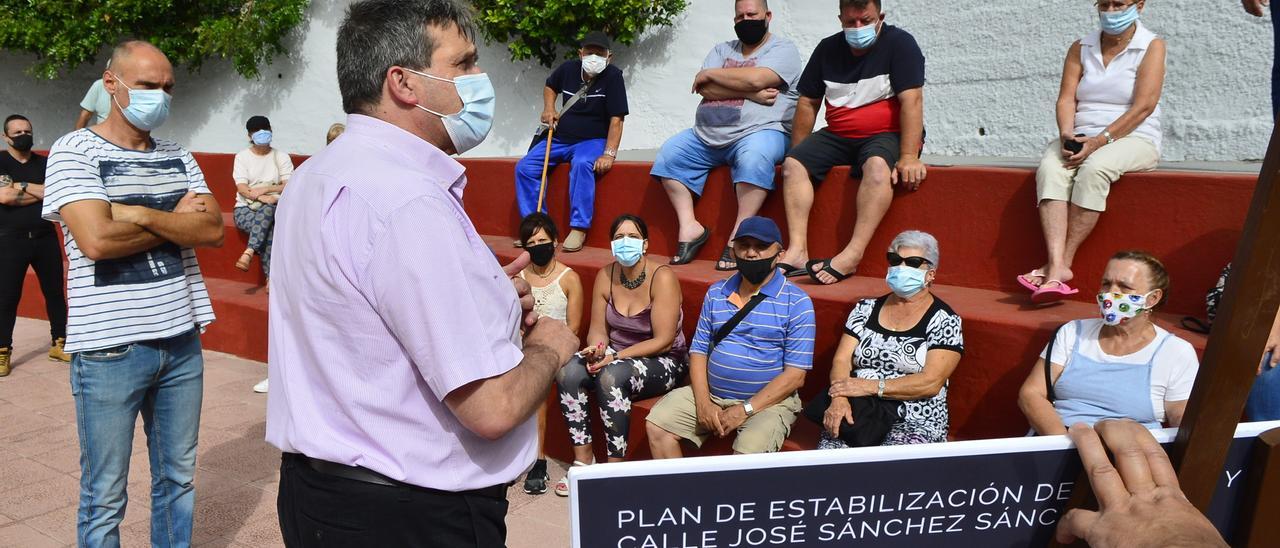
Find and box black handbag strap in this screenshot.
[1044,323,1066,403]
[711,293,768,351]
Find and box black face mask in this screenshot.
[527,242,555,267]
[736,253,778,285]
[10,134,33,152]
[734,19,768,46]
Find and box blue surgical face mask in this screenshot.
[611,237,645,267]
[844,20,880,49]
[1099,4,1140,35]
[405,68,495,155]
[109,72,171,131]
[886,265,928,298]
[251,129,273,146]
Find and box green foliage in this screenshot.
[473,0,688,67]
[0,0,310,80]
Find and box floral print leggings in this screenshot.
[556,354,687,459]
[233,204,276,277]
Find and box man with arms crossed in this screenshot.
[44,40,224,546]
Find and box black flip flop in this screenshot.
[806,258,852,285]
[670,228,710,265]
[714,247,736,271]
[779,262,807,278]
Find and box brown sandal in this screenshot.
[235,250,253,272]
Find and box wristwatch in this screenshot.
[1101,130,1115,145]
[876,379,886,398]
[742,401,756,417]
[603,149,617,158]
[17,182,28,196]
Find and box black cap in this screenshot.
[580,31,611,50]
[246,115,271,133]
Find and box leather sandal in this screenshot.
[670,228,710,265]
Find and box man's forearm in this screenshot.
[697,82,755,101]
[543,86,558,113]
[899,95,924,158]
[704,68,780,92]
[605,117,624,153]
[791,102,819,148]
[75,110,93,130]
[689,355,713,404]
[135,207,224,248]
[499,344,564,427]
[85,221,167,260]
[747,368,804,410]
[24,183,45,200]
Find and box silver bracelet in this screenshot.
[876,378,886,398]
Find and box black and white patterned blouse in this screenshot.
[844,295,965,445]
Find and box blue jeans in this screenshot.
[1247,352,1280,421]
[72,329,204,548]
[515,137,607,230]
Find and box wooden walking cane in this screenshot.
[536,123,556,214]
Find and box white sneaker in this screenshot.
[253,378,269,393]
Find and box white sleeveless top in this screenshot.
[1073,22,1163,153]
[519,267,571,322]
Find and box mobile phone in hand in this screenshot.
[1064,133,1086,154]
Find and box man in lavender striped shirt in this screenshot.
[265,1,578,545]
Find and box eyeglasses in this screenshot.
[887,252,933,268]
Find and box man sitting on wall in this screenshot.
[513,31,628,252]
[646,216,815,456]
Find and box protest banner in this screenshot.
[570,421,1280,547]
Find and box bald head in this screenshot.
[105,40,175,96]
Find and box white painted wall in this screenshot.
[0,0,1273,161]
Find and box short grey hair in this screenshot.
[336,0,476,115]
[889,230,939,269]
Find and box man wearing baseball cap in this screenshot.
[512,30,629,252]
[646,216,815,456]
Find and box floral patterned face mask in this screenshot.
[1097,291,1154,326]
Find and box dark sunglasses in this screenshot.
[887,252,933,268]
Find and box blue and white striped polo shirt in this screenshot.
[691,269,816,400]
[42,129,216,353]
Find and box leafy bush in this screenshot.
[0,0,310,79]
[473,0,688,67]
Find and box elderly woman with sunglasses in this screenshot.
[818,231,965,447]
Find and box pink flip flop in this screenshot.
[1017,269,1046,292]
[1031,280,1079,304]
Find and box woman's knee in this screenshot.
[555,357,589,388]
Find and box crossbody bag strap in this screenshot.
[710,293,768,352]
[534,76,597,139]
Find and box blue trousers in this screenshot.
[515,137,606,230]
[1247,352,1280,421]
[72,329,204,548]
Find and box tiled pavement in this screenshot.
[0,317,572,547]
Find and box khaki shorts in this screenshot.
[1034,135,1158,212]
[645,385,802,454]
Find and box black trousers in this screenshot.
[0,230,66,347]
[277,453,509,547]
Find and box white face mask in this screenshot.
[582,54,608,76]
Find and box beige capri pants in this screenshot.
[1035,135,1159,212]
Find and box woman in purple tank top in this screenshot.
[552,214,688,496]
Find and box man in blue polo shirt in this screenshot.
[514,31,628,252]
[646,216,815,455]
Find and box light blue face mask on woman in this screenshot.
[405,68,496,154]
[886,265,927,298]
[611,237,645,267]
[251,130,273,146]
[1099,4,1140,35]
[844,21,880,49]
[108,71,171,131]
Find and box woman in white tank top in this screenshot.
[1020,0,1166,305]
[515,214,584,495]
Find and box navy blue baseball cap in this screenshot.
[733,216,782,246]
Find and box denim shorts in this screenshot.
[650,128,788,195]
